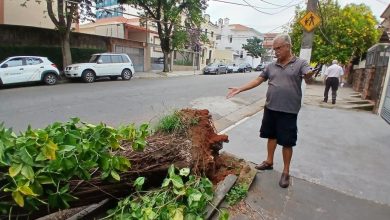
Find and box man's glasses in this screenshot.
[273,44,289,51]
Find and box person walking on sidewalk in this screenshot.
[226,34,313,188]
[323,60,344,104]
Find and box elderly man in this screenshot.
[323,60,344,104]
[226,34,313,188]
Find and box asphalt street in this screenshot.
[0,72,265,132]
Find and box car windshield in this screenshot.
[207,63,218,67]
[239,64,246,67]
[89,55,100,63]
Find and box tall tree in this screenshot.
[119,0,207,72]
[288,0,380,64]
[242,37,265,58]
[22,0,95,70]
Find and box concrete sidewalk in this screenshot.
[221,83,390,219]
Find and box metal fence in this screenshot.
[365,43,390,101]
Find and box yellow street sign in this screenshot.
[299,11,321,32]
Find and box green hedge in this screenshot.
[0,46,106,70]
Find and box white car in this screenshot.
[227,64,239,73]
[65,53,135,83]
[0,56,60,86]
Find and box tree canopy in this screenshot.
[288,0,380,64]
[119,0,207,72]
[242,37,265,58]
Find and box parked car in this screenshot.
[203,63,228,75]
[0,56,60,86]
[255,63,265,71]
[65,53,135,83]
[238,63,252,73]
[227,64,239,73]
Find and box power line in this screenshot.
[242,0,272,15]
[66,0,263,40]
[258,0,299,8]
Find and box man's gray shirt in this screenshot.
[259,57,310,114]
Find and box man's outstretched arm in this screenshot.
[227,76,266,98]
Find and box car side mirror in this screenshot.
[97,60,103,64]
[1,64,8,68]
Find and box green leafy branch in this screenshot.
[105,165,229,220]
[0,119,149,213]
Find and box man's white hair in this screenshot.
[273,33,292,45]
[332,60,338,64]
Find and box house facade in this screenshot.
[216,18,263,67]
[0,0,55,29]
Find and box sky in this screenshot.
[205,0,388,33]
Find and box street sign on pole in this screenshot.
[299,11,321,32]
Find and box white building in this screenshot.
[216,18,263,67]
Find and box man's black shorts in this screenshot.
[259,107,298,147]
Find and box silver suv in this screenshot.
[0,56,60,86]
[65,53,135,83]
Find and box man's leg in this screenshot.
[323,78,331,102]
[266,138,277,164]
[331,78,339,104]
[282,146,293,174]
[279,146,293,188]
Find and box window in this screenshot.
[216,34,221,40]
[26,58,42,65]
[211,32,214,37]
[229,35,233,43]
[5,58,24,67]
[205,29,208,36]
[121,55,130,63]
[100,55,111,63]
[111,55,122,63]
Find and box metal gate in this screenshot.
[115,45,144,72]
[382,78,390,124]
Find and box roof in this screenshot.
[381,4,390,18]
[228,24,262,36]
[229,24,251,31]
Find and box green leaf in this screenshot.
[21,165,34,180]
[19,185,37,196]
[36,175,54,185]
[133,177,145,191]
[35,152,47,161]
[9,163,23,177]
[110,170,120,181]
[173,207,184,220]
[218,209,229,220]
[162,178,171,188]
[12,191,24,207]
[168,165,176,178]
[171,174,184,188]
[179,168,190,177]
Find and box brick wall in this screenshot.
[352,68,364,92]
[361,68,376,99]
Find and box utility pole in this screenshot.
[299,0,318,62]
[300,0,319,102]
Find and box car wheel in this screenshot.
[121,69,132,80]
[110,76,118,80]
[82,70,96,83]
[43,73,58,85]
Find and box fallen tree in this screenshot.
[0,109,228,219]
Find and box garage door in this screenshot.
[381,79,390,124]
[115,45,144,72]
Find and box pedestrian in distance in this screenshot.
[323,60,344,104]
[226,34,314,188]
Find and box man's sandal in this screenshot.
[255,161,273,170]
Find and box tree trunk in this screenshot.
[60,31,72,72]
[163,51,170,72]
